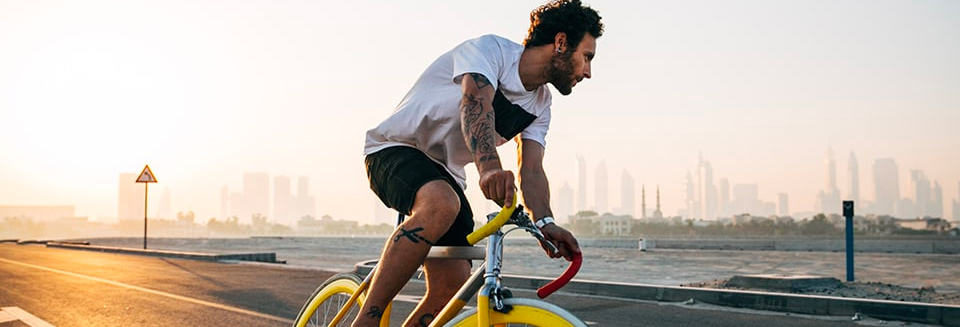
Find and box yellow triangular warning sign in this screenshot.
[136,165,158,183]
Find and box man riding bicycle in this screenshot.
[358,1,603,326]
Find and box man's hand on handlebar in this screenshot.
[479,169,516,208]
[537,224,581,261]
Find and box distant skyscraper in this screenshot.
[817,148,841,214]
[873,158,899,216]
[777,193,789,217]
[641,184,647,219]
[698,156,717,220]
[117,173,144,220]
[296,176,316,219]
[910,170,931,218]
[557,183,574,222]
[577,156,587,213]
[718,178,730,217]
[594,161,608,213]
[243,173,270,220]
[618,170,635,217]
[953,181,960,220]
[273,176,293,224]
[953,199,960,221]
[684,171,697,218]
[933,181,943,218]
[826,148,838,195]
[848,151,860,205]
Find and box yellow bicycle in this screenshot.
[293,199,585,327]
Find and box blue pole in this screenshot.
[845,215,853,281]
[843,201,854,282]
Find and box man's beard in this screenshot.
[548,50,576,95]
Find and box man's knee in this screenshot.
[412,180,461,220]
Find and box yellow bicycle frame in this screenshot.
[323,195,517,327]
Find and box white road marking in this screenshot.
[0,258,293,324]
[0,309,17,323]
[1,307,55,327]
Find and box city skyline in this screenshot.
[15,149,960,225]
[1,0,957,224]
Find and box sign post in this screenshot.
[135,165,158,249]
[842,200,855,282]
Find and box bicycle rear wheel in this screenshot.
[443,298,587,327]
[293,272,391,327]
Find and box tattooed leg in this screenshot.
[402,257,471,327]
[366,306,384,319]
[394,227,436,246]
[351,180,460,327]
[418,313,435,327]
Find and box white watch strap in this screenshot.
[535,217,555,229]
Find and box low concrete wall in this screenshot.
[45,242,281,263]
[353,260,960,326]
[645,239,960,254]
[502,275,960,326]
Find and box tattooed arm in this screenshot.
[460,72,515,207]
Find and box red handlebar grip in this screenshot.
[536,253,582,298]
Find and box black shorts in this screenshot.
[365,146,474,246]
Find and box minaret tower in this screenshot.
[641,184,647,219]
[654,185,664,218]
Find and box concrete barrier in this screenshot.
[45,242,283,264]
[504,275,960,326]
[646,239,959,254]
[934,241,960,254]
[353,260,960,326]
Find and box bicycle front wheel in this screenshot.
[293,272,391,327]
[443,298,587,327]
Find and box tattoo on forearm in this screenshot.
[394,227,435,246]
[468,73,491,89]
[461,90,498,164]
[367,306,384,319]
[418,313,435,327]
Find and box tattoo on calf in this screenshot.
[394,227,436,246]
[367,306,384,319]
[418,313,435,327]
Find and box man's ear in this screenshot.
[553,32,568,53]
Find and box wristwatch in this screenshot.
[534,216,555,229]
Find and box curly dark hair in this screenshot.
[524,0,603,50]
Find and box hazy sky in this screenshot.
[1,0,958,225]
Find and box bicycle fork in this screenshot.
[429,230,507,327]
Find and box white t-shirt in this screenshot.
[364,34,553,189]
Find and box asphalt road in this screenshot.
[0,244,869,326]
